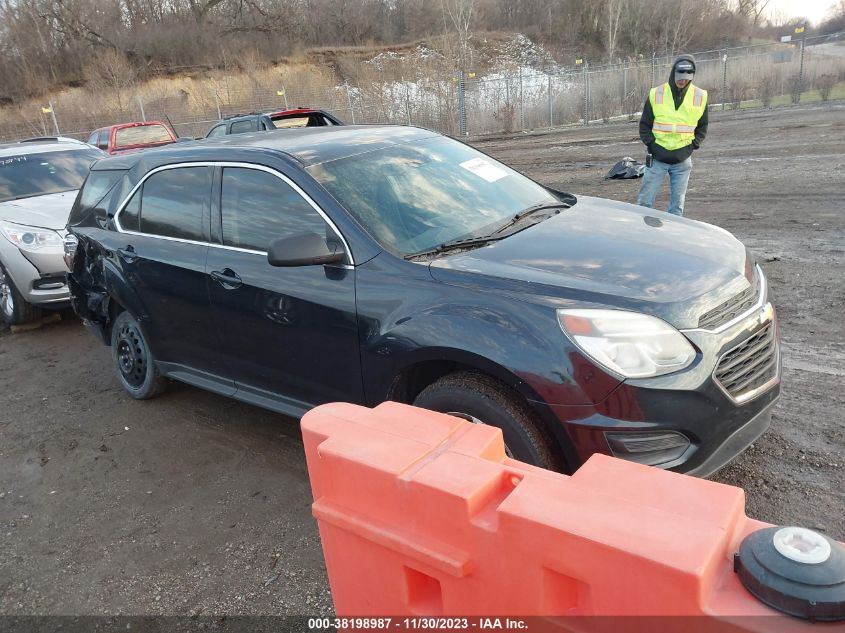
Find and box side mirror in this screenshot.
[267,232,346,267]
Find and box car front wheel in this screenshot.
[413,371,561,471]
[110,311,167,399]
[0,262,42,325]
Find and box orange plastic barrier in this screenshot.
[301,402,830,631]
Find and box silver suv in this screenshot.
[0,138,103,325]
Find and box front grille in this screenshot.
[698,271,760,330]
[714,322,778,402]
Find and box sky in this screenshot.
[766,0,839,25]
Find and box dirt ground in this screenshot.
[1,102,843,616]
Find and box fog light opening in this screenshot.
[605,431,691,466]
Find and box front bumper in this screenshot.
[0,239,70,306]
[530,294,781,477]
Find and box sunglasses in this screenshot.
[676,70,695,75]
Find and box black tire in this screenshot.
[413,371,561,471]
[110,310,167,399]
[0,261,43,325]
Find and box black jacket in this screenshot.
[639,54,709,164]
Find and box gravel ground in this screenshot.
[0,102,843,616]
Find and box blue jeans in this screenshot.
[636,157,692,216]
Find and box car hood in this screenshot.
[0,191,78,231]
[429,196,753,329]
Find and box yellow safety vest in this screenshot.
[649,83,707,151]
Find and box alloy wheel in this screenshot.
[0,266,14,318]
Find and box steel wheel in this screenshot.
[110,310,167,399]
[115,321,148,388]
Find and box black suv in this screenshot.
[66,126,780,476]
[205,114,276,138]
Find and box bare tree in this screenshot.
[84,48,137,112]
[440,0,477,69]
[736,0,771,31]
[605,0,626,62]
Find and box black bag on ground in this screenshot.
[605,157,645,179]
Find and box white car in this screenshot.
[0,138,103,325]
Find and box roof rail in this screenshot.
[18,136,86,144]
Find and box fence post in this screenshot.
[518,66,525,131]
[623,60,628,107]
[48,101,60,135]
[548,72,553,128]
[345,80,356,124]
[583,61,589,126]
[722,49,728,111]
[651,52,656,88]
[798,25,807,102]
[457,70,467,137]
[137,96,146,122]
[214,92,222,120]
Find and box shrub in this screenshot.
[757,74,778,107]
[817,74,837,101]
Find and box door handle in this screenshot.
[210,268,242,289]
[117,246,138,263]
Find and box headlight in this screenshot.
[0,222,63,252]
[557,309,695,379]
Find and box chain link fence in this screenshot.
[1,32,843,143]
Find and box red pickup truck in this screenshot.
[86,121,176,155]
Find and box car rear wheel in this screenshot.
[413,371,560,471]
[0,262,42,325]
[110,311,167,399]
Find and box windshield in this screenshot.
[0,149,103,203]
[115,125,173,148]
[308,136,560,256]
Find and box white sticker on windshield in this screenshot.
[460,157,508,183]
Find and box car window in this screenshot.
[114,125,173,148]
[97,133,109,150]
[120,189,140,232]
[206,124,226,138]
[87,131,99,145]
[221,167,327,252]
[0,149,104,203]
[68,170,126,227]
[137,167,211,241]
[229,120,254,135]
[272,116,310,129]
[308,136,559,256]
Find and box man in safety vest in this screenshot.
[636,54,708,216]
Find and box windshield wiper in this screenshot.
[488,202,571,237]
[404,234,507,260]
